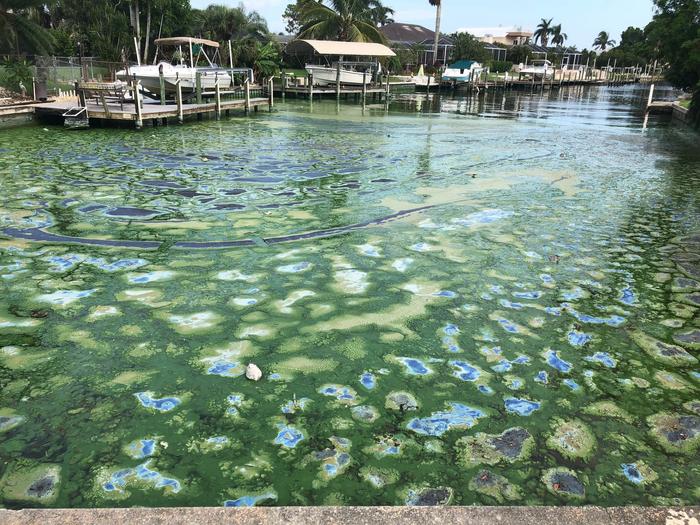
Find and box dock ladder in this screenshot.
[62,106,89,129]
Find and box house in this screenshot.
[380,22,454,66]
[456,26,532,46]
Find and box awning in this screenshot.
[285,39,395,58]
[154,37,220,48]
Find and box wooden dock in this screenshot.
[33,96,271,128]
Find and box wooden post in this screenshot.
[215,80,221,119]
[647,83,655,108]
[159,66,165,105]
[335,61,341,100]
[268,77,274,111]
[385,74,390,99]
[196,72,202,104]
[176,79,183,124]
[281,70,287,100]
[134,80,143,129]
[228,40,234,69]
[308,73,314,101]
[244,78,251,114]
[362,71,367,106]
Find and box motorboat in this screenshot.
[518,59,554,79]
[411,65,439,90]
[116,37,241,94]
[441,60,484,84]
[305,63,373,86]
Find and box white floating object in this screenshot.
[246,363,262,381]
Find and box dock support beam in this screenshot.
[362,72,367,106]
[134,80,143,129]
[196,72,202,104]
[175,79,183,124]
[308,73,314,101]
[335,62,341,100]
[244,79,251,114]
[215,80,221,120]
[159,67,165,105]
[268,77,274,111]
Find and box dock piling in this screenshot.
[196,72,202,104]
[159,67,165,105]
[335,62,341,100]
[175,79,183,124]
[133,80,143,129]
[268,77,274,111]
[244,78,251,114]
[215,80,221,120]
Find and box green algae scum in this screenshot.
[0,86,699,508]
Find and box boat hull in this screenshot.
[116,65,232,93]
[305,66,371,86]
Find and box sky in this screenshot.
[190,0,656,50]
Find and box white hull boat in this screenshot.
[519,60,554,79]
[116,63,232,93]
[411,65,439,90]
[305,65,371,86]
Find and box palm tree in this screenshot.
[0,0,54,55]
[429,0,441,64]
[297,0,387,43]
[533,18,553,47]
[370,4,395,27]
[551,24,567,47]
[593,31,616,51]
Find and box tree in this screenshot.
[533,18,553,47]
[283,0,319,35]
[646,0,700,125]
[450,32,489,63]
[297,0,387,43]
[551,24,567,47]
[370,4,394,26]
[593,31,616,51]
[0,0,54,55]
[429,0,441,65]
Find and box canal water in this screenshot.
[0,85,698,507]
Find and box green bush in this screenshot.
[489,61,513,73]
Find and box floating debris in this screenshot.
[246,363,263,381]
[647,413,700,454]
[456,427,534,467]
[405,486,453,506]
[542,468,585,499]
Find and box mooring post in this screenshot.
[335,61,341,100]
[385,74,390,100]
[308,73,314,101]
[281,70,286,100]
[268,77,274,111]
[362,71,367,106]
[244,78,251,114]
[134,80,143,130]
[215,80,221,120]
[647,83,655,108]
[159,65,165,105]
[196,72,202,104]
[175,79,183,124]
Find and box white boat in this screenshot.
[116,37,238,94]
[411,65,439,90]
[518,59,554,79]
[305,64,372,86]
[442,60,484,84]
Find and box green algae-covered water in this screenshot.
[0,86,699,508]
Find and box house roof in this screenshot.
[447,60,479,69]
[380,23,435,44]
[285,40,396,58]
[456,26,533,38]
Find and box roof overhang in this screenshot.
[154,37,220,48]
[285,39,395,57]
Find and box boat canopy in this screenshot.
[154,37,220,48]
[447,60,479,70]
[286,39,395,58]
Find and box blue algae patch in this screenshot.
[268,373,282,380]
[690,371,700,380]
[504,397,541,416]
[535,371,549,384]
[567,330,592,347]
[621,464,644,484]
[319,385,357,402]
[563,304,625,326]
[360,372,376,390]
[450,361,481,381]
[499,299,524,310]
[433,290,457,298]
[545,350,573,373]
[410,242,431,252]
[490,285,505,294]
[226,394,244,415]
[513,355,531,365]
[491,360,513,373]
[452,209,514,227]
[358,244,381,257]
[563,379,580,390]
[508,378,523,389]
[619,287,637,305]
[585,352,617,368]
[207,361,243,377]
[545,306,563,316]
[281,397,311,414]
[224,492,277,507]
[497,319,519,333]
[540,274,554,284]
[277,262,311,273]
[513,291,542,300]
[407,403,484,436]
[207,436,229,445]
[134,392,181,412]
[274,424,304,448]
[103,460,181,494]
[443,324,460,336]
[478,385,494,395]
[126,439,156,459]
[397,358,432,376]
[561,288,585,301]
